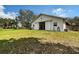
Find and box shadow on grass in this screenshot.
[0,37,79,54]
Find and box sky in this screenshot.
[0,5,79,19]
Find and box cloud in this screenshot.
[52,8,72,17]
[53,8,64,13]
[0,5,17,19]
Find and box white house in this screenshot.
[31,14,68,31]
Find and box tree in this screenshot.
[19,9,34,22]
[17,9,36,29]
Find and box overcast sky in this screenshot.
[0,5,79,19]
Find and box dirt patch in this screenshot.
[0,37,79,54]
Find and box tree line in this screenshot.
[67,17,79,31]
[0,9,37,29]
[0,18,16,29]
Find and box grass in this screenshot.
[0,29,79,47]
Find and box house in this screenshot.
[31,14,68,32]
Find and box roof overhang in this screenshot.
[65,20,71,25]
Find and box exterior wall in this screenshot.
[63,22,66,29]
[31,22,39,30]
[45,20,66,31]
[45,21,53,30]
[17,21,22,28]
[31,15,66,31]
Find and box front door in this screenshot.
[39,22,45,30]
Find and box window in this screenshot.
[53,22,57,26]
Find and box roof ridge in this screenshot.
[39,13,65,19]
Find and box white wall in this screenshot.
[45,21,53,30]
[31,22,39,30]
[63,22,66,30]
[31,15,66,31]
[17,21,22,28]
[45,20,65,31]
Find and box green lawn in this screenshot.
[0,29,79,47]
